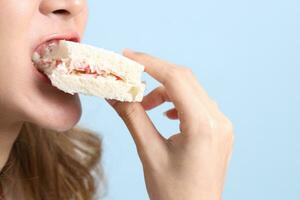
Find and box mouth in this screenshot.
[32,32,80,84]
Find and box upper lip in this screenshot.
[33,31,81,54]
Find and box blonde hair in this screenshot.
[0,122,103,200]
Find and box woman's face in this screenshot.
[0,0,88,131]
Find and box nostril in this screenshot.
[53,9,70,15]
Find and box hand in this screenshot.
[107,49,234,200]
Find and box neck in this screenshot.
[0,120,23,171]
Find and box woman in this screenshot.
[0,0,234,199]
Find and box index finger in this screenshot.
[123,49,176,84]
[123,49,211,132]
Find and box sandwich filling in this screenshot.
[32,41,124,81]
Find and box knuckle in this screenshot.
[200,117,234,142]
[134,52,153,63]
[166,67,182,80]
[117,104,139,123]
[183,115,235,149]
[221,118,234,143]
[133,51,147,57]
[182,67,194,76]
[211,100,220,109]
[157,85,165,92]
[109,100,121,110]
[178,66,194,77]
[223,117,234,134]
[158,86,170,101]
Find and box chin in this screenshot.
[23,92,83,132]
[41,93,82,132]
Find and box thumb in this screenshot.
[106,99,166,159]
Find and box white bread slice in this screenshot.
[49,70,145,102]
[33,40,146,102]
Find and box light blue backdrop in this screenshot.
[79,0,300,199]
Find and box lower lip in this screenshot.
[33,65,51,84]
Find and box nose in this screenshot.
[40,0,86,18]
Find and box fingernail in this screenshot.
[123,48,135,55]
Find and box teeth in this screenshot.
[32,52,41,63]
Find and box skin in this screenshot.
[0,0,87,168]
[108,50,234,200]
[0,0,234,199]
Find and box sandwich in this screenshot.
[32,40,145,102]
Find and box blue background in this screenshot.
[79,0,300,199]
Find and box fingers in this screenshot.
[141,86,178,119]
[123,49,213,133]
[106,99,166,158]
[123,49,176,85]
[164,107,179,120]
[141,85,170,110]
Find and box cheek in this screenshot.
[76,5,89,37]
[0,41,31,116]
[0,1,35,38]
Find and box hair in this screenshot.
[0,122,103,200]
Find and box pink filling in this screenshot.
[34,52,124,81]
[66,60,123,80]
